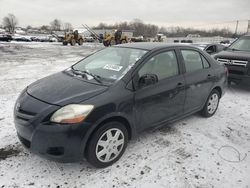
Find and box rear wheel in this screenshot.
[62,41,68,45]
[121,39,127,44]
[70,39,76,46]
[201,89,220,117]
[103,40,110,47]
[86,121,128,168]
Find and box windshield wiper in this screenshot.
[81,70,103,84]
[71,68,103,84]
[228,48,240,51]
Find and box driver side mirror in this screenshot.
[138,74,158,88]
[206,49,214,54]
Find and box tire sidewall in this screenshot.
[86,121,128,168]
[203,89,220,117]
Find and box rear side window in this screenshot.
[201,55,210,68]
[181,50,204,73]
[138,51,178,80]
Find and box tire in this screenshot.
[201,89,220,117]
[70,39,76,46]
[86,121,128,168]
[110,40,116,46]
[62,41,68,46]
[121,39,127,44]
[78,39,83,45]
[103,41,108,47]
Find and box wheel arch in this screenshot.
[212,86,222,98]
[82,114,135,157]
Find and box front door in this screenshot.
[133,50,186,131]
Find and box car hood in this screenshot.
[27,72,108,106]
[214,50,250,60]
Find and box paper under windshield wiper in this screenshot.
[72,69,103,84]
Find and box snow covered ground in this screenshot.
[0,42,250,188]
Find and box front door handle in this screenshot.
[176,82,184,88]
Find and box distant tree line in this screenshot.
[93,20,236,38]
[159,26,235,38]
[93,19,159,37]
[1,13,73,34]
[1,14,238,38]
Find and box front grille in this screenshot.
[217,58,248,67]
[15,108,37,126]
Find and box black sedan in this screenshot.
[0,34,12,42]
[14,43,227,168]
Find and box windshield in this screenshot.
[228,37,250,52]
[72,47,148,83]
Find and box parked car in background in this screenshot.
[84,36,95,42]
[192,43,225,55]
[0,34,12,42]
[30,37,41,42]
[13,36,32,42]
[214,35,250,85]
[14,43,227,168]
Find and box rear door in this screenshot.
[179,49,214,113]
[133,49,186,131]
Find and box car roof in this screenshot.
[115,42,197,51]
[242,34,250,38]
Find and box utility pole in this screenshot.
[247,20,250,34]
[235,20,239,35]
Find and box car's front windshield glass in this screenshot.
[228,37,250,52]
[72,47,148,83]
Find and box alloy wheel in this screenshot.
[207,93,219,114]
[95,128,125,163]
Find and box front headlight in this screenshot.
[50,104,94,124]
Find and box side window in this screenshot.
[181,50,203,73]
[138,51,178,80]
[206,45,216,54]
[201,55,210,68]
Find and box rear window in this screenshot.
[181,50,203,73]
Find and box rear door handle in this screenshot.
[207,74,215,81]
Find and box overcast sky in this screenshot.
[0,0,249,31]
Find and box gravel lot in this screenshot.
[0,42,250,188]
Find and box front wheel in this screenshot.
[70,39,76,46]
[78,39,83,45]
[201,89,220,117]
[86,122,128,168]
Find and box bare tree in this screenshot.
[50,19,61,31]
[63,22,73,32]
[2,13,18,34]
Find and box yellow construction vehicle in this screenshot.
[62,30,84,46]
[103,30,129,47]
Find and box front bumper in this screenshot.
[228,73,250,85]
[225,64,250,85]
[14,91,91,162]
[16,122,90,162]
